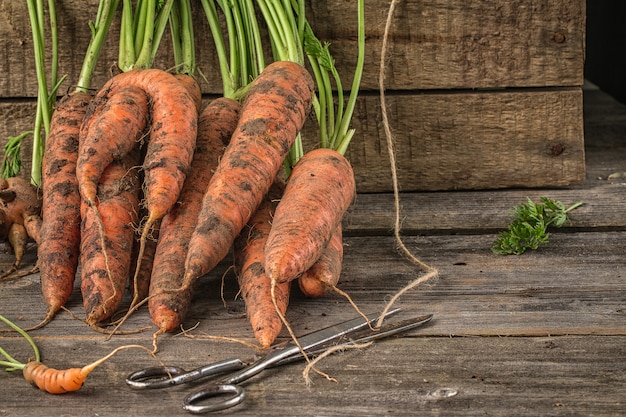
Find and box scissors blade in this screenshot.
[276,313,433,366]
[279,307,403,355]
[327,313,433,346]
[219,308,403,385]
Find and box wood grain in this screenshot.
[0,336,623,417]
[344,184,626,234]
[0,88,585,192]
[0,0,585,97]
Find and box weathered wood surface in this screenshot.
[1,328,623,417]
[1,83,625,413]
[2,229,626,336]
[0,0,585,97]
[1,227,625,415]
[0,335,624,417]
[0,87,585,192]
[344,183,626,234]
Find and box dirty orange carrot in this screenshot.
[264,147,356,284]
[76,85,149,206]
[126,72,203,310]
[0,176,42,245]
[90,69,197,306]
[183,61,314,288]
[148,97,240,333]
[92,69,197,226]
[234,181,290,348]
[37,92,91,322]
[0,176,42,278]
[298,224,344,298]
[79,149,142,326]
[0,223,28,279]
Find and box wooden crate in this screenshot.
[0,0,586,192]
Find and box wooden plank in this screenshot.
[343,183,626,234]
[2,229,625,412]
[0,88,585,192]
[0,0,585,98]
[0,334,623,416]
[311,0,586,90]
[2,230,625,339]
[333,88,585,192]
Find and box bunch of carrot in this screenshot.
[11,0,366,351]
[37,0,201,329]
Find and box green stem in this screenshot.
[78,0,120,90]
[333,0,365,154]
[133,0,148,56]
[169,2,183,70]
[47,0,58,106]
[150,0,175,66]
[119,0,136,71]
[178,0,195,75]
[1,132,32,179]
[134,0,156,68]
[200,0,235,98]
[256,0,288,61]
[26,0,49,186]
[241,0,265,77]
[306,58,327,147]
[0,314,40,372]
[232,1,251,85]
[564,201,584,213]
[169,0,195,75]
[202,0,264,98]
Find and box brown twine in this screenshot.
[375,0,438,329]
[295,0,441,384]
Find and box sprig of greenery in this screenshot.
[492,197,583,255]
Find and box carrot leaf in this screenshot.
[492,198,583,255]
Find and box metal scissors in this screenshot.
[126,308,433,414]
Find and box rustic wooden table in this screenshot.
[1,88,625,416]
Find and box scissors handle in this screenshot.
[183,384,245,414]
[126,358,247,389]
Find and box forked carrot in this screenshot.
[95,68,198,219]
[37,92,91,323]
[264,147,356,284]
[183,61,314,287]
[76,85,149,205]
[234,181,291,348]
[79,149,142,326]
[89,68,198,273]
[0,176,42,245]
[147,97,241,333]
[298,224,344,298]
